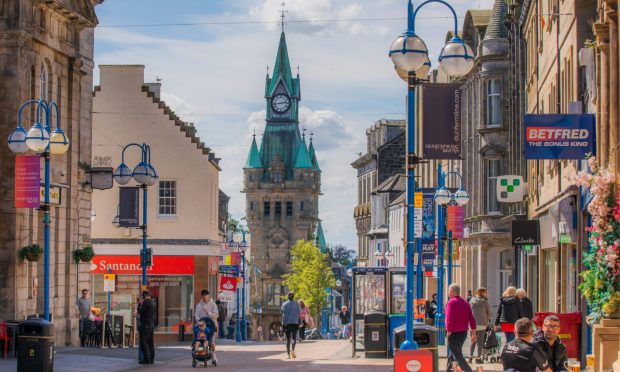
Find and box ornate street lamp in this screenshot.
[388,0,473,351]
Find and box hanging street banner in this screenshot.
[422,83,462,159]
[512,220,541,246]
[524,114,595,159]
[446,206,465,238]
[119,187,139,227]
[421,241,435,269]
[15,156,41,208]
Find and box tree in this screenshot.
[282,240,336,321]
[331,244,355,266]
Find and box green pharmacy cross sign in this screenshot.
[496,175,526,203]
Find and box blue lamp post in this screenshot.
[232,229,249,342]
[113,143,158,287]
[389,0,473,351]
[8,98,70,321]
[433,169,469,345]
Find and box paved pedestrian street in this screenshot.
[0,338,509,372]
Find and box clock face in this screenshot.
[271,94,290,113]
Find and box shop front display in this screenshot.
[91,255,195,334]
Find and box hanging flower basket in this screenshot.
[18,244,43,262]
[73,245,95,263]
[574,157,620,323]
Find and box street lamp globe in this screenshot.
[390,33,428,72]
[113,163,133,185]
[144,164,158,186]
[438,36,474,77]
[49,128,70,155]
[132,161,151,185]
[395,56,431,82]
[434,187,451,205]
[454,188,470,206]
[25,123,50,153]
[7,126,29,153]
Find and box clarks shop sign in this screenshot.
[511,220,540,246]
[524,114,595,159]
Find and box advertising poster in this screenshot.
[524,114,595,159]
[446,206,465,238]
[14,156,40,208]
[422,84,462,159]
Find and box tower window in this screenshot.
[249,201,254,211]
[249,173,254,182]
[273,171,282,183]
[286,202,293,217]
[264,201,270,217]
[300,201,305,211]
[275,202,282,217]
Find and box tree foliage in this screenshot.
[283,240,336,319]
[331,244,355,266]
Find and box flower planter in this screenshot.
[25,252,40,262]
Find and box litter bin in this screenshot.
[364,311,387,358]
[17,318,54,372]
[533,311,581,359]
[388,314,406,357]
[393,324,438,372]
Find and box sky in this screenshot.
[93,0,494,251]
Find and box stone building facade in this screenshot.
[243,32,321,339]
[0,0,101,345]
[352,119,404,265]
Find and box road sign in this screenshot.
[103,274,116,292]
[219,265,239,276]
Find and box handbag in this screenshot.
[483,325,499,349]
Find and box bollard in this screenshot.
[179,324,185,342]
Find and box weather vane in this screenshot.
[279,2,287,32]
[302,127,307,140]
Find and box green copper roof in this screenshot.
[294,140,313,168]
[266,32,300,98]
[308,140,321,171]
[259,123,302,178]
[244,135,263,169]
[315,221,328,253]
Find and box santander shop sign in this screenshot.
[91,255,194,275]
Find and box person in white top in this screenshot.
[195,289,219,363]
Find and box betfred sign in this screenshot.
[524,114,595,159]
[90,255,194,275]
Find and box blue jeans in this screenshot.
[504,331,515,343]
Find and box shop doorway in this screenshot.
[542,248,558,312]
[499,249,514,297]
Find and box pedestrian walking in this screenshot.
[281,292,300,359]
[76,289,91,347]
[517,288,534,320]
[338,305,351,339]
[466,289,473,302]
[137,290,155,364]
[216,300,227,339]
[494,286,523,343]
[533,315,568,372]
[469,287,492,364]
[298,300,309,341]
[426,293,438,320]
[195,289,219,364]
[445,283,477,372]
[500,318,551,372]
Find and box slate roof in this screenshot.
[484,0,508,40]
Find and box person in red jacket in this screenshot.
[445,283,477,372]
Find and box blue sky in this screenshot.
[94,0,494,251]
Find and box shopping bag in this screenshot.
[483,325,499,349]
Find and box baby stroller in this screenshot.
[192,317,217,368]
[481,325,502,363]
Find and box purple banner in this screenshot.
[14,156,40,208]
[422,83,462,159]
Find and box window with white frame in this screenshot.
[487,160,501,213]
[158,180,177,216]
[486,79,502,126]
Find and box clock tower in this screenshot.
[243,31,322,338]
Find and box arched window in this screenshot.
[40,63,48,100]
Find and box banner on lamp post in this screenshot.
[422,84,462,159]
[15,156,41,208]
[446,206,465,239]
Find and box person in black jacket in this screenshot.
[517,288,534,319]
[494,286,523,343]
[533,315,568,372]
[137,290,155,364]
[426,294,438,320]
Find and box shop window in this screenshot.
[486,79,501,127]
[486,160,500,213]
[286,202,293,217]
[263,201,270,217]
[158,181,177,216]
